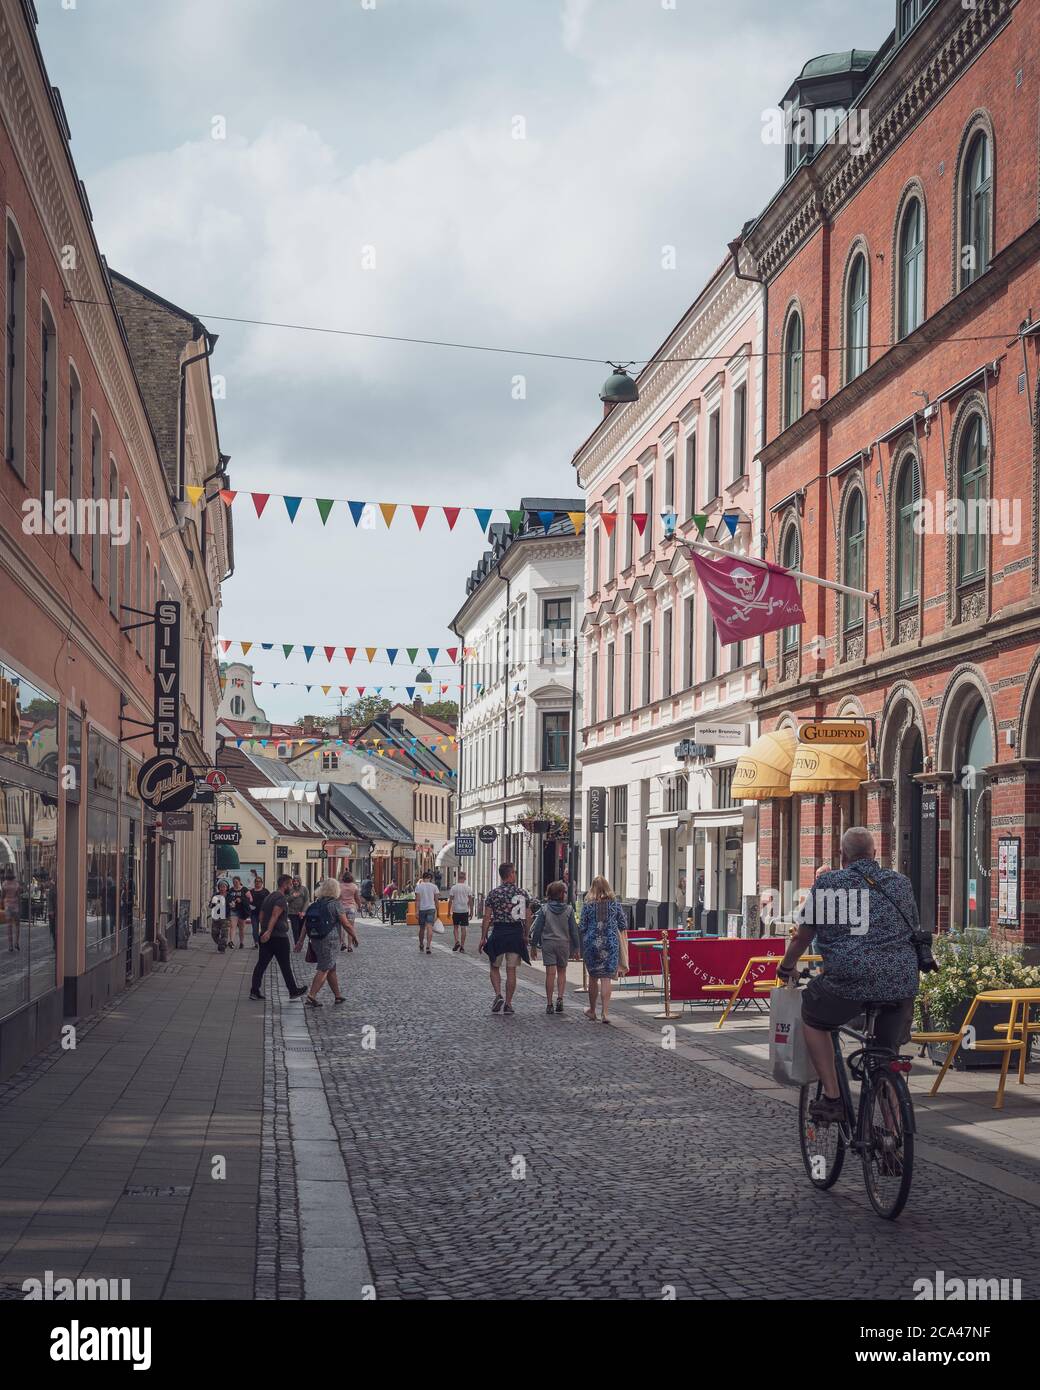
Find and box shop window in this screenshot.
[86,729,118,967]
[960,703,992,932]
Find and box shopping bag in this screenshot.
[770,982,818,1087]
[433,921,445,934]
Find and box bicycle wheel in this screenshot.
[798,1081,845,1189]
[861,1070,914,1220]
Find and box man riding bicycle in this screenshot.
[777,827,920,1125]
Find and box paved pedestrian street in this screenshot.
[1,917,1038,1303]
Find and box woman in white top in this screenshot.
[447,873,473,953]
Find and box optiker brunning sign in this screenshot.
[154,600,181,754]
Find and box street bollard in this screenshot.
[655,927,683,1020]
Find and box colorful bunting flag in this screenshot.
[443,507,460,530]
[507,509,525,534]
[632,512,648,536]
[219,489,237,507]
[284,496,302,522]
[324,646,336,662]
[412,505,429,530]
[302,646,315,662]
[379,503,397,528]
[538,510,555,534]
[568,511,585,535]
[446,647,458,663]
[386,648,398,665]
[722,513,739,537]
[406,647,418,662]
[365,648,377,662]
[185,485,204,506]
[316,498,334,525]
[348,501,365,526]
[282,644,294,658]
[241,642,252,656]
[252,493,270,518]
[428,648,439,664]
[693,514,709,536]
[601,512,618,536]
[474,508,492,534]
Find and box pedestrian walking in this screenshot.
[339,872,362,952]
[226,875,247,950]
[530,880,580,1014]
[212,878,231,952]
[578,876,627,1024]
[448,872,473,953]
[249,875,308,1002]
[249,877,268,948]
[479,862,531,1016]
[286,875,309,946]
[360,876,375,915]
[295,876,358,1007]
[415,871,438,955]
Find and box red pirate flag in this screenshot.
[688,548,804,644]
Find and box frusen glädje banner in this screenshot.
[687,548,805,644]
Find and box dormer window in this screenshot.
[898,0,935,41]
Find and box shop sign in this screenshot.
[137,753,195,812]
[210,824,241,846]
[998,836,1020,927]
[163,810,194,831]
[798,720,869,745]
[306,848,328,860]
[153,600,181,754]
[694,722,747,747]
[193,780,215,804]
[674,739,715,761]
[478,826,497,844]
[455,832,476,858]
[588,786,608,834]
[205,768,228,791]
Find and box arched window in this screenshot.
[898,198,924,338]
[957,413,988,581]
[961,702,992,933]
[133,522,142,655]
[842,489,865,632]
[895,454,920,608]
[230,696,245,717]
[68,365,82,564]
[39,299,57,502]
[960,131,992,288]
[845,253,869,381]
[781,527,800,654]
[4,218,26,478]
[783,310,803,427]
[90,423,102,593]
[121,490,132,636]
[108,459,120,618]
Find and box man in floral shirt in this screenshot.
[480,862,532,1016]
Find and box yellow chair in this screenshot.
[405,900,418,926]
[437,899,451,925]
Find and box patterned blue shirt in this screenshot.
[798,858,920,1001]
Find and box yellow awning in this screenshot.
[732,729,797,800]
[789,741,867,794]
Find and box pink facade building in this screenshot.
[573,259,765,932]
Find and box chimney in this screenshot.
[337,715,352,740]
[302,715,315,736]
[412,695,423,716]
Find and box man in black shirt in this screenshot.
[250,875,308,1001]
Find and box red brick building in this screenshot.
[736,0,1040,948]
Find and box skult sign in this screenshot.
[154,600,181,754]
[137,753,195,812]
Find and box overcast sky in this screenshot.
[38,0,880,724]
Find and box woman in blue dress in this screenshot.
[579,876,627,1023]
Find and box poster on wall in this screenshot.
[997,836,1020,927]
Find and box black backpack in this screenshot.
[304,899,338,938]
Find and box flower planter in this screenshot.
[923,1000,1035,1071]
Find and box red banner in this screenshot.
[688,548,804,644]
[624,934,789,1001]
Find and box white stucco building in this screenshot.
[450,502,584,903]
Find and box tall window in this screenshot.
[842,489,866,632]
[664,454,674,513]
[5,221,26,476]
[606,642,615,719]
[591,523,600,593]
[121,491,132,636]
[108,460,120,618]
[898,198,925,338]
[683,429,696,519]
[961,701,991,933]
[606,515,616,581]
[590,650,599,723]
[661,608,673,699]
[706,410,720,501]
[895,455,920,607]
[783,311,803,427]
[542,713,570,771]
[705,619,719,680]
[542,597,571,663]
[622,632,633,713]
[90,424,102,593]
[642,473,654,555]
[960,131,992,288]
[39,301,56,503]
[641,619,652,705]
[133,523,143,655]
[899,0,935,38]
[732,382,747,482]
[845,253,869,381]
[623,493,634,570]
[68,367,82,563]
[957,413,988,581]
[781,527,800,654]
[683,594,696,687]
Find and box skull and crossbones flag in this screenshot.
[687,548,805,644]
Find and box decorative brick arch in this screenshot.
[951,109,996,297]
[934,664,997,775]
[944,389,992,624]
[878,680,929,780]
[838,234,872,388]
[890,177,928,340]
[1017,647,1040,760]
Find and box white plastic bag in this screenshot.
[770,982,818,1087]
[433,920,445,934]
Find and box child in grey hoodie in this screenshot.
[531,880,581,1014]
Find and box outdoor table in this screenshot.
[704,953,821,1030]
[926,988,1040,1110]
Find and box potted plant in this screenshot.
[517,805,569,838]
[915,930,1040,1070]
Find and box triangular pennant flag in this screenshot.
[236,738,243,748]
[365,648,377,662]
[374,686,383,695]
[507,509,525,534]
[284,496,302,522]
[324,646,336,662]
[474,508,492,534]
[722,513,739,537]
[302,646,315,663]
[321,685,331,696]
[220,640,231,653]
[446,647,458,663]
[379,503,397,528]
[386,648,398,665]
[443,506,461,531]
[219,489,236,507]
[601,512,617,536]
[344,647,356,663]
[357,687,365,696]
[272,682,280,689]
[538,510,555,534]
[316,498,334,525]
[428,648,439,664]
[306,685,312,693]
[348,500,366,526]
[406,687,415,699]
[339,686,348,695]
[252,493,270,518]
[441,684,449,695]
[412,505,429,530]
[282,644,294,658]
[261,643,273,651]
[241,642,252,656]
[568,511,585,535]
[632,512,648,536]
[693,513,709,536]
[185,485,204,506]
[406,647,418,663]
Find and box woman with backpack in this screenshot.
[294,877,359,1007]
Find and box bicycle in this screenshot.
[798,994,916,1220]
